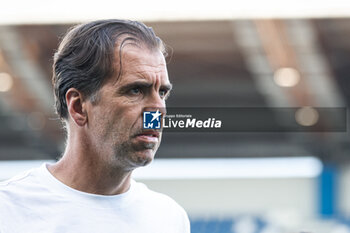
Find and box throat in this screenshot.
[47,156,133,195]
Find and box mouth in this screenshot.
[134,130,160,143]
[136,130,160,138]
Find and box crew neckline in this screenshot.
[37,163,137,208]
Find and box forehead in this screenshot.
[116,45,168,81]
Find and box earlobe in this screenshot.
[66,88,88,127]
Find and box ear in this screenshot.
[65,88,88,127]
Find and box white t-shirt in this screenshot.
[0,163,190,233]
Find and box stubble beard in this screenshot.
[111,138,159,171]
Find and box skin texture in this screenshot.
[48,45,172,195]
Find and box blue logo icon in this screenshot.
[143,110,162,129]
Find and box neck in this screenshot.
[48,132,132,195]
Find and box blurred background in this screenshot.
[1,0,350,232]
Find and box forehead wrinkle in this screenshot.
[122,59,167,82]
[125,57,166,71]
[113,45,168,87]
[113,42,162,76]
[113,69,166,89]
[122,46,165,66]
[111,62,164,87]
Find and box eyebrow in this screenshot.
[120,81,173,92]
[120,81,152,91]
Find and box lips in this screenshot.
[134,130,160,144]
[136,130,160,138]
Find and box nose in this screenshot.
[143,91,167,116]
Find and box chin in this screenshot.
[131,150,155,167]
[115,140,159,169]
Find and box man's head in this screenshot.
[53,19,167,119]
[52,19,172,170]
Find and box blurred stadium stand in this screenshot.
[1,16,350,232]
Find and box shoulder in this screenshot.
[132,180,190,231]
[0,166,43,203]
[0,168,40,225]
[0,168,35,191]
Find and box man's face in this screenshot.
[86,45,171,170]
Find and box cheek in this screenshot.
[89,98,143,137]
[92,110,115,138]
[122,108,143,130]
[89,104,119,129]
[107,106,143,135]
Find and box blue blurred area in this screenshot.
[318,164,338,217]
[190,217,266,233]
[191,219,232,233]
[190,216,350,233]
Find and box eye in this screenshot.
[159,89,168,98]
[129,87,142,95]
